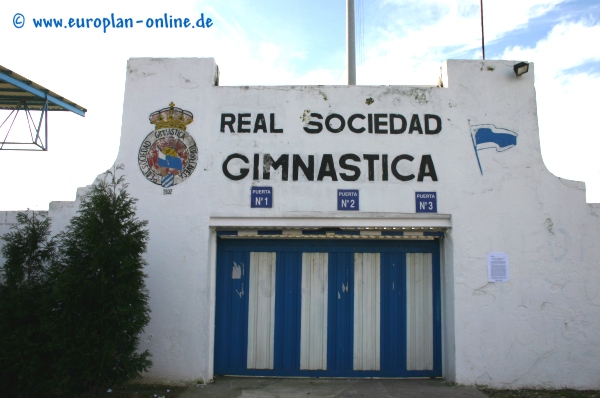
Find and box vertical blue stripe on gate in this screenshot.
[380,252,407,371]
[273,251,302,371]
[327,252,354,374]
[432,248,443,375]
[214,250,250,374]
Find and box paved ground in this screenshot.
[179,377,489,398]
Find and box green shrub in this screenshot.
[0,211,57,397]
[51,165,152,393]
[0,166,152,396]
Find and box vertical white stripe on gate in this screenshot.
[300,252,328,370]
[247,252,276,369]
[406,253,434,370]
[353,253,381,370]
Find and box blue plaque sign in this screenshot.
[338,189,359,211]
[251,186,273,208]
[416,192,437,213]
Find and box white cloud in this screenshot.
[355,0,566,85]
[502,21,600,202]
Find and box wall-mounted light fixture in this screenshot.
[513,62,529,77]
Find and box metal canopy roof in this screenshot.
[0,64,86,151]
[0,64,86,116]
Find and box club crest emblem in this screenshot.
[138,102,198,188]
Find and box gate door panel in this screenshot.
[407,253,434,370]
[353,253,381,371]
[214,238,441,377]
[300,253,328,370]
[246,252,276,369]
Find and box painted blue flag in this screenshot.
[470,123,518,175]
[158,149,183,170]
[473,126,517,152]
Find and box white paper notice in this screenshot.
[487,252,509,282]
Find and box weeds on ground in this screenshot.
[479,388,600,398]
[77,383,187,398]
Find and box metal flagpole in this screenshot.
[480,0,485,60]
[347,0,356,85]
[469,119,484,175]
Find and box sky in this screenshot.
[1,0,599,209]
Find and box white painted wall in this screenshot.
[1,57,599,389]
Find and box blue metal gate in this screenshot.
[214,238,441,377]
